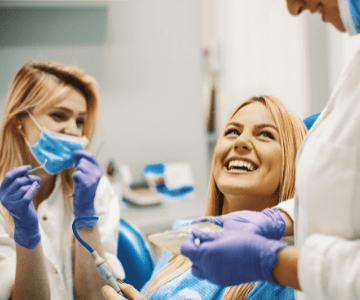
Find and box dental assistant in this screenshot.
[0,61,124,300]
[180,1,360,299]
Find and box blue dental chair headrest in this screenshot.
[117,219,154,291]
[303,112,320,130]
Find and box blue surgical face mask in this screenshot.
[25,112,89,174]
[338,0,360,35]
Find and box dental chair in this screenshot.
[303,112,320,130]
[117,218,155,291]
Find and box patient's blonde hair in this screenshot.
[0,60,100,234]
[143,95,307,299]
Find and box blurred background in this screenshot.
[1,0,360,242]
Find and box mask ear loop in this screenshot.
[26,110,43,131]
[20,111,41,147]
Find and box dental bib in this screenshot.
[338,0,360,35]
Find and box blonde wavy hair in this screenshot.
[143,95,307,299]
[0,60,100,234]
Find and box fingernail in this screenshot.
[116,278,125,284]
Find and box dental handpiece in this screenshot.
[91,251,124,296]
[72,216,124,296]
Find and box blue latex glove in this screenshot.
[192,208,286,240]
[0,166,41,249]
[180,228,288,286]
[72,150,103,229]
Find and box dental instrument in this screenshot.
[72,216,124,296]
[22,159,47,176]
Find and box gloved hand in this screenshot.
[180,228,288,286]
[192,208,286,240]
[72,150,103,229]
[0,166,41,249]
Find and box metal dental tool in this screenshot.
[23,159,48,176]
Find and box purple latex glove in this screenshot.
[180,228,288,286]
[0,166,41,249]
[72,150,103,229]
[192,208,286,240]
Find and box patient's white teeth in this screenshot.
[227,160,256,172]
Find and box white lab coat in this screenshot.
[0,175,125,300]
[275,48,360,300]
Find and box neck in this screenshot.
[221,192,279,215]
[32,169,57,210]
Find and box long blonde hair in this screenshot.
[143,95,307,299]
[0,60,100,234]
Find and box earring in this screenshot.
[18,124,22,129]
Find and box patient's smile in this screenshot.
[226,159,257,172]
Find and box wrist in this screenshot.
[259,238,289,286]
[73,206,98,230]
[14,224,41,249]
[271,246,301,290]
[74,206,96,218]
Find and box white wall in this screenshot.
[201,0,311,133]
[202,0,360,131]
[0,0,208,197]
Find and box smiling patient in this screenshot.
[102,95,307,300]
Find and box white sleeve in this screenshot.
[272,197,295,221]
[272,198,294,244]
[95,176,125,280]
[298,234,360,300]
[0,212,16,300]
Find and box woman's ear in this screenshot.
[13,113,27,136]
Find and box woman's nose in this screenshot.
[63,119,82,137]
[234,135,253,153]
[286,0,305,16]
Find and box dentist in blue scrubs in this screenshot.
[181,1,360,300]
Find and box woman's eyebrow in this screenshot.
[227,122,278,132]
[51,106,87,116]
[255,123,279,132]
[227,122,243,128]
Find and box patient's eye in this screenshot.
[258,131,274,140]
[225,128,240,136]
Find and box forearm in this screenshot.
[74,225,107,300]
[12,242,50,300]
[271,245,301,290]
